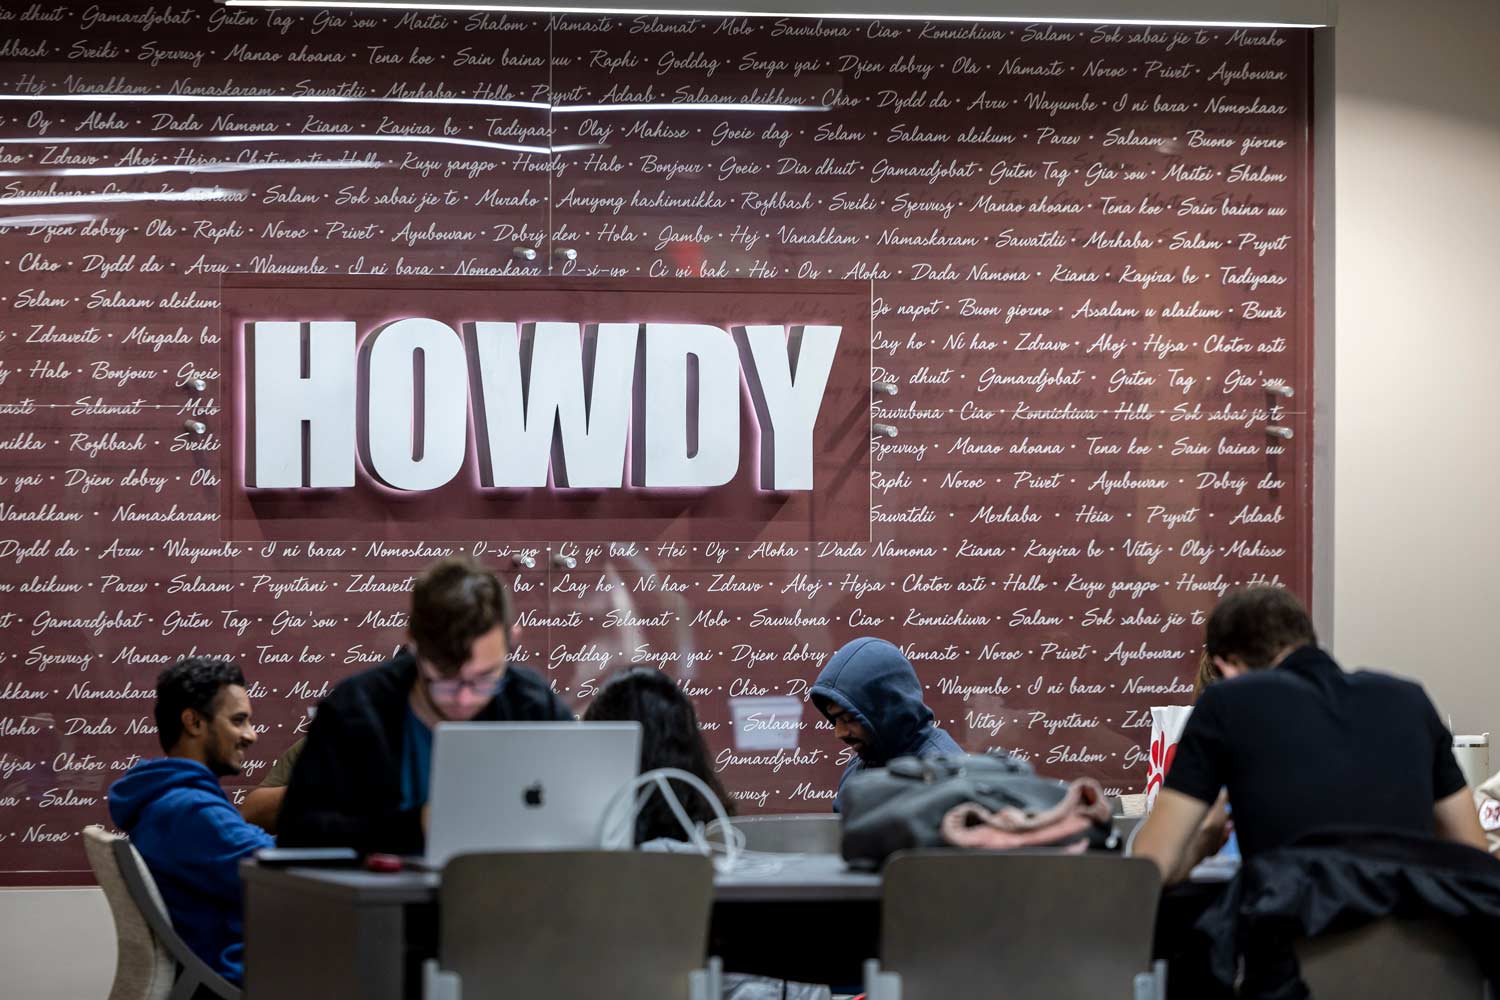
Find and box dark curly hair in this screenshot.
[583,667,735,844]
[409,556,514,674]
[154,657,245,752]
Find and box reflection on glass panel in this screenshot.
[0,4,1310,880]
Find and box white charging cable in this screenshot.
[599,767,743,874]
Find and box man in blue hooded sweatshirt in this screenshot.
[810,637,962,811]
[108,657,274,985]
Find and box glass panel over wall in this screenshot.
[0,3,1310,880]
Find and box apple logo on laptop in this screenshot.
[523,782,545,808]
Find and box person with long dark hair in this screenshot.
[584,667,735,844]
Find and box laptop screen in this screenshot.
[425,721,642,867]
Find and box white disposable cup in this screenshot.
[1454,734,1491,790]
[1145,705,1193,811]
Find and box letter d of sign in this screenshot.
[637,324,741,489]
[247,321,357,488]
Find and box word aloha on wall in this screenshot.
[0,1,1311,883]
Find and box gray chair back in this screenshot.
[712,814,843,854]
[1295,917,1485,999]
[82,825,241,1000]
[439,851,714,1000]
[881,851,1161,1000]
[85,825,176,1000]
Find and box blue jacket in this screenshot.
[108,758,274,984]
[810,637,962,811]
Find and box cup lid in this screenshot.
[1454,734,1490,747]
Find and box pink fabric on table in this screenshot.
[939,778,1112,851]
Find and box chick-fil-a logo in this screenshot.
[243,319,841,493]
[1145,729,1178,800]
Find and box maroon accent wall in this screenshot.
[0,3,1311,883]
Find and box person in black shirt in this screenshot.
[278,557,573,855]
[1134,585,1487,884]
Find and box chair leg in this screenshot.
[167,972,201,1000]
[863,959,903,1000]
[1133,960,1169,1000]
[422,958,462,1000]
[690,956,723,1000]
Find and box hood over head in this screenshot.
[810,637,935,764]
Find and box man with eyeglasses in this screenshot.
[278,557,573,854]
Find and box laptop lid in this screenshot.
[425,721,641,867]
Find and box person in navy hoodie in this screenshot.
[108,657,273,985]
[810,637,963,811]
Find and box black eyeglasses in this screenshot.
[417,661,506,701]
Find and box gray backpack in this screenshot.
[839,752,1117,869]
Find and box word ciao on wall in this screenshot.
[245,320,841,493]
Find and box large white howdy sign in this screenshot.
[223,277,871,543]
[246,319,840,492]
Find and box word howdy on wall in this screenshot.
[245,319,841,492]
[223,278,873,543]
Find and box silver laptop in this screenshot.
[424,721,641,867]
